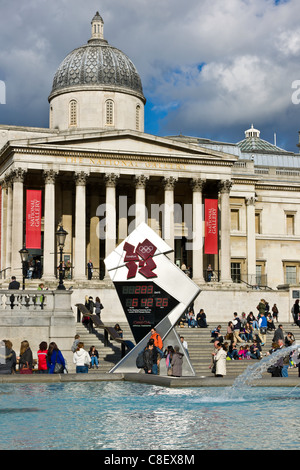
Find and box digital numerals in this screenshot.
[125,297,168,308]
[122,285,154,295]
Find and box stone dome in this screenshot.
[49,12,145,102]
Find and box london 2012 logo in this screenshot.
[123,239,157,279]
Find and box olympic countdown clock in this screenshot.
[104,222,201,375]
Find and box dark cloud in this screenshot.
[0,0,300,151]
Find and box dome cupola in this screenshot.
[48,13,145,132]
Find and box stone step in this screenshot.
[75,321,300,376]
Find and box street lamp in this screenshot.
[56,225,68,290]
[19,245,29,290]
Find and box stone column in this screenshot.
[134,175,148,227]
[43,170,58,280]
[89,186,100,273]
[74,171,88,280]
[246,196,256,285]
[4,175,13,276]
[163,176,177,262]
[190,178,205,283]
[104,173,119,275]
[11,168,26,276]
[219,180,232,283]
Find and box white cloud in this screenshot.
[0,0,300,149]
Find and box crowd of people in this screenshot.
[2,288,300,379]
[136,327,186,377]
[0,334,102,375]
[209,299,299,377]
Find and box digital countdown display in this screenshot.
[114,281,179,344]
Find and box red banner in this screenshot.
[26,190,42,249]
[204,199,218,254]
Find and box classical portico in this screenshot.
[0,135,238,287]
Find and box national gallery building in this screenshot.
[1,12,300,319]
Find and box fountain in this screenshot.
[230,343,300,391]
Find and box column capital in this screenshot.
[105,173,119,188]
[245,196,256,206]
[11,167,26,183]
[218,179,232,194]
[43,169,58,184]
[4,172,13,189]
[134,175,149,189]
[74,171,88,186]
[191,178,205,192]
[163,176,177,190]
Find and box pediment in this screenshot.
[4,129,237,165]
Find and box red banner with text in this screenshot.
[204,199,218,254]
[26,190,42,249]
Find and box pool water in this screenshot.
[1,381,300,450]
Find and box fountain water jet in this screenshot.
[230,343,300,392]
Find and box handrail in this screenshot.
[239,279,273,291]
[0,267,11,279]
[75,303,135,356]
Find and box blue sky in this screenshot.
[0,0,300,151]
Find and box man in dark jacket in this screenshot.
[8,276,20,309]
[273,324,284,344]
[143,339,159,374]
[0,340,17,374]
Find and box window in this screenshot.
[286,266,297,284]
[136,105,140,131]
[256,265,263,286]
[286,214,295,235]
[231,209,239,231]
[105,100,114,125]
[49,106,53,129]
[255,212,261,234]
[231,262,241,283]
[69,100,77,127]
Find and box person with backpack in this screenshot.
[143,339,159,374]
[150,327,163,357]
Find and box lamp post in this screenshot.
[56,225,68,290]
[19,245,29,290]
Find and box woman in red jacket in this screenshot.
[37,341,48,373]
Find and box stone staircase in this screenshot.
[75,321,300,377]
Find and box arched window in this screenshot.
[49,105,53,129]
[136,105,141,131]
[69,100,77,127]
[105,99,114,125]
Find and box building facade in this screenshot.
[0,13,300,321]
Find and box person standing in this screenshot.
[257,299,266,318]
[37,341,48,373]
[18,340,33,374]
[150,327,163,357]
[212,341,227,377]
[232,313,243,343]
[95,296,103,320]
[273,324,284,344]
[87,260,94,280]
[171,345,184,377]
[180,336,189,357]
[292,299,300,326]
[47,342,66,374]
[73,342,91,373]
[8,276,20,309]
[258,312,268,345]
[272,304,279,322]
[0,340,17,374]
[143,340,159,374]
